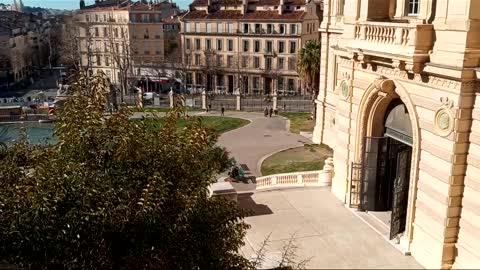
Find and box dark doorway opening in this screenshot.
[206,74,213,92]
[264,77,272,95]
[354,101,413,240]
[228,75,234,93]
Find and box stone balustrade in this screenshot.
[256,157,334,190]
[349,22,434,69]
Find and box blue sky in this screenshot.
[0,0,190,10]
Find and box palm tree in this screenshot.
[297,41,321,119]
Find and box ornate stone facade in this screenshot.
[313,0,480,269]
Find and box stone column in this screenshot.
[202,90,207,110]
[168,89,174,108]
[235,91,241,111]
[272,93,278,111]
[136,88,144,109]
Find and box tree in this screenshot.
[0,71,252,269]
[107,24,133,102]
[296,41,320,119]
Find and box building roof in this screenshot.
[182,9,304,21]
[256,0,306,5]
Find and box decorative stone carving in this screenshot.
[434,97,455,137]
[339,80,350,100]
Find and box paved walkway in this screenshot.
[239,188,422,269]
[214,111,311,177]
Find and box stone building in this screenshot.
[312,0,480,268]
[0,9,52,87]
[75,0,181,88]
[180,0,321,95]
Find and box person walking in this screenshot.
[221,104,225,116]
[264,107,268,117]
[269,107,273,118]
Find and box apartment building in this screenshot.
[0,9,53,87]
[75,0,181,89]
[313,0,480,268]
[180,0,321,95]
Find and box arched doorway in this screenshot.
[361,100,412,240]
[350,77,420,244]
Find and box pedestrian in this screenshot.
[221,104,225,116]
[269,107,273,117]
[283,102,286,111]
[264,107,268,117]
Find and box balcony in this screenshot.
[348,21,434,71]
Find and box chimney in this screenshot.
[241,0,247,15]
[278,0,284,15]
[206,0,212,14]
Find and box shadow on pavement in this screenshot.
[238,192,273,217]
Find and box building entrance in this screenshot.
[351,101,413,240]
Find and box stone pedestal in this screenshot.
[201,91,207,110]
[208,182,238,202]
[168,89,174,108]
[153,96,160,106]
[321,157,334,185]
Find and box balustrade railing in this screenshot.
[354,23,412,46]
[256,158,334,190]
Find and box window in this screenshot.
[86,14,90,22]
[278,41,285,53]
[216,55,223,66]
[227,23,234,33]
[217,39,223,51]
[277,77,284,90]
[195,38,201,50]
[95,27,99,37]
[253,56,260,68]
[267,24,273,34]
[227,39,233,51]
[243,23,249,33]
[105,56,109,66]
[227,55,234,67]
[241,56,248,68]
[289,41,296,53]
[195,23,200,32]
[337,0,345,16]
[144,29,149,39]
[407,0,420,15]
[217,23,223,33]
[114,28,118,37]
[243,40,249,52]
[155,34,160,39]
[254,40,260,52]
[102,27,107,37]
[266,57,272,70]
[155,14,161,22]
[156,50,161,55]
[185,54,191,65]
[206,39,211,50]
[206,23,212,33]
[288,57,296,70]
[279,24,285,34]
[195,54,201,65]
[266,41,273,53]
[103,14,106,22]
[186,23,191,32]
[290,24,297,34]
[278,57,284,69]
[186,38,191,50]
[288,79,295,91]
[253,77,260,89]
[144,50,150,55]
[104,42,108,52]
[254,24,261,34]
[96,55,101,66]
[95,14,99,22]
[121,29,125,38]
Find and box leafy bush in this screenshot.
[0,72,251,269]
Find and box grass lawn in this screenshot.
[261,144,333,176]
[279,112,315,134]
[140,107,203,113]
[144,116,249,134]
